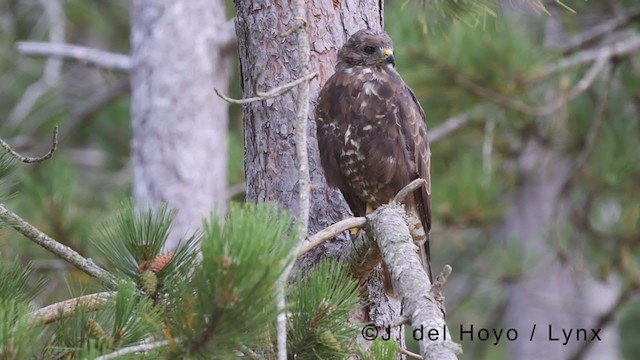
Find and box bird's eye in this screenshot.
[363,46,376,54]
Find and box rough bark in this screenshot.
[130,0,232,249]
[234,0,400,345]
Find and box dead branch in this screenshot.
[1,125,58,163]
[214,72,317,105]
[299,217,367,256]
[0,203,117,288]
[368,205,461,359]
[16,41,132,71]
[393,178,427,204]
[29,291,115,325]
[94,340,171,360]
[400,347,422,359]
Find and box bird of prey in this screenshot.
[315,29,433,285]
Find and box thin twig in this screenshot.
[214,72,317,105]
[392,178,427,205]
[298,217,367,256]
[399,347,422,359]
[29,291,116,324]
[93,340,171,360]
[276,7,313,360]
[16,41,132,71]
[0,203,117,288]
[388,315,410,328]
[1,125,58,163]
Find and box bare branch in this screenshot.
[369,206,461,359]
[29,291,115,325]
[0,125,58,163]
[0,203,117,288]
[559,5,640,54]
[16,41,132,71]
[298,217,367,256]
[388,315,410,328]
[214,72,317,105]
[399,347,422,359]
[429,111,477,144]
[392,178,427,205]
[94,340,171,360]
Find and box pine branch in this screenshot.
[28,291,116,324]
[16,41,132,71]
[0,203,117,288]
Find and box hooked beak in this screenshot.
[383,48,395,67]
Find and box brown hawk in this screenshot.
[315,29,433,284]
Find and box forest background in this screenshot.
[1,0,639,359]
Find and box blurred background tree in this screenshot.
[1,0,639,359]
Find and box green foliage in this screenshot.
[167,203,298,358]
[0,299,45,360]
[620,300,640,360]
[0,257,45,302]
[45,281,163,359]
[0,152,16,202]
[287,260,362,360]
[93,199,199,286]
[434,152,504,225]
[357,337,399,360]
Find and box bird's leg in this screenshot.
[366,203,374,214]
[350,203,375,237]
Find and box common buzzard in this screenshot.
[315,29,433,284]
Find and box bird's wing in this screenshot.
[398,82,433,282]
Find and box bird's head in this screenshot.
[337,29,395,67]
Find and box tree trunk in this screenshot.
[130,0,232,249]
[234,0,400,338]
